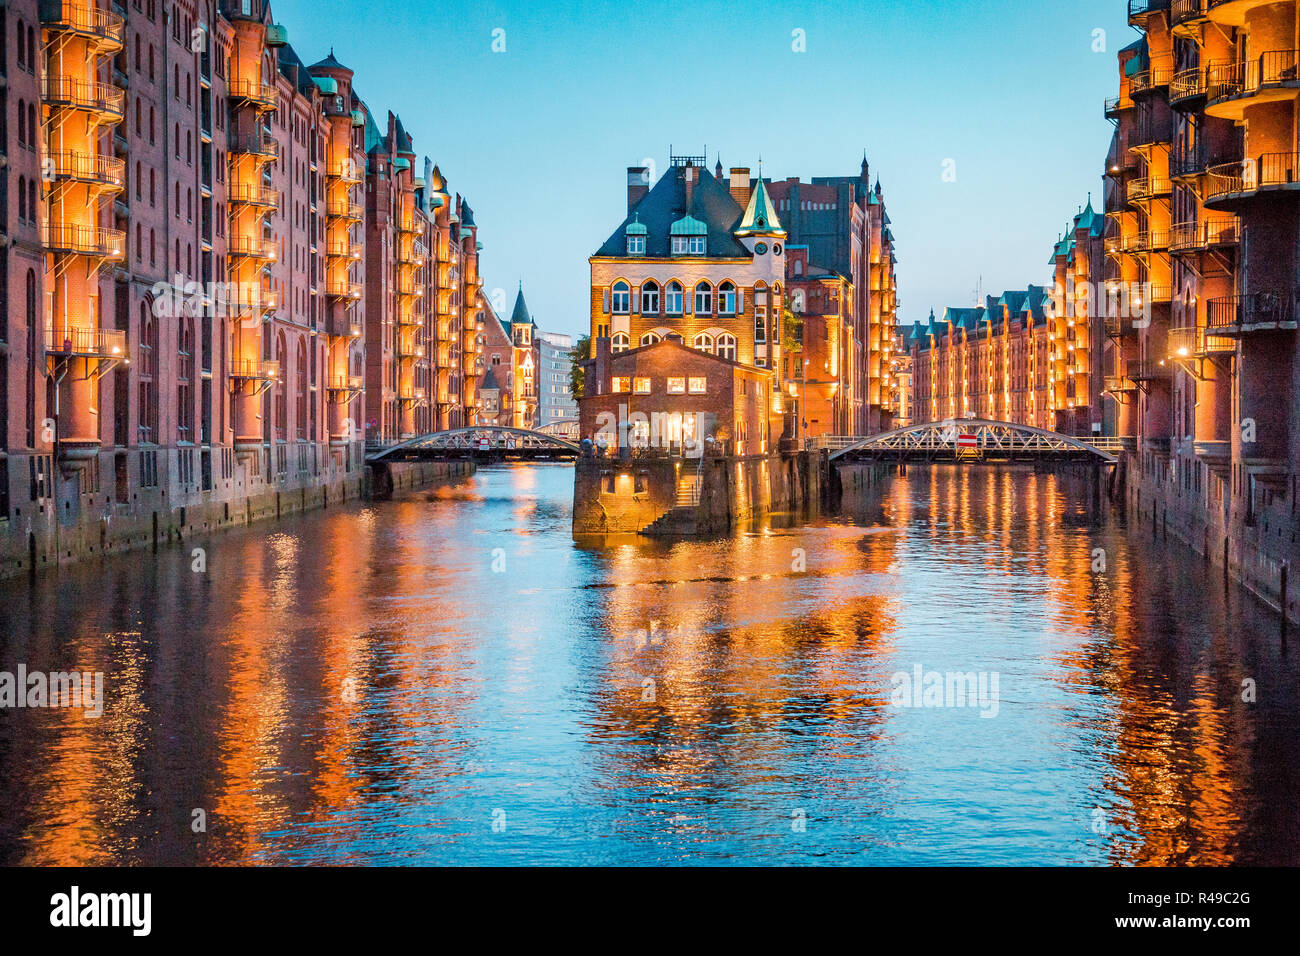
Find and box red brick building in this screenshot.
[580,337,772,456]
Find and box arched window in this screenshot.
[665,281,683,315]
[641,281,660,316]
[17,176,26,223]
[640,331,661,347]
[718,281,737,315]
[694,282,713,315]
[611,332,629,353]
[716,334,737,361]
[692,332,714,354]
[611,281,630,314]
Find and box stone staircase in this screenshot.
[640,472,702,536]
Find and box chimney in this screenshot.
[627,167,649,213]
[729,167,751,208]
[683,164,697,212]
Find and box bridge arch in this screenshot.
[367,426,582,461]
[830,418,1117,464]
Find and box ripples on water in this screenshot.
[0,463,1296,865]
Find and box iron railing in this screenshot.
[44,324,127,358]
[1206,152,1300,203]
[42,223,126,258]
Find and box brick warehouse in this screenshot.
[1108,0,1299,621]
[0,0,502,574]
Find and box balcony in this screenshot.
[1106,316,1139,338]
[227,79,278,112]
[230,359,280,381]
[1105,96,1134,119]
[398,220,420,237]
[1105,374,1139,394]
[1128,359,1174,383]
[1171,0,1208,29]
[326,374,364,394]
[1205,153,1300,209]
[329,164,364,185]
[1168,325,1236,358]
[46,150,125,191]
[44,324,127,359]
[396,338,423,359]
[1127,176,1171,203]
[1207,292,1299,334]
[228,288,279,315]
[395,312,420,328]
[1169,146,1210,179]
[395,276,422,297]
[41,76,126,122]
[1170,218,1240,252]
[1129,0,1171,23]
[325,242,363,261]
[1205,51,1300,120]
[42,223,125,259]
[1129,230,1171,253]
[327,198,364,222]
[327,315,363,339]
[1169,66,1206,107]
[1129,66,1174,98]
[325,280,363,301]
[228,183,280,209]
[39,2,126,52]
[229,131,278,160]
[228,235,277,261]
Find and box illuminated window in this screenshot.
[716,334,737,361]
[633,377,651,394]
[688,377,707,394]
[611,332,629,353]
[667,377,686,394]
[718,281,737,315]
[611,376,629,393]
[692,332,714,353]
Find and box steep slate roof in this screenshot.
[480,366,504,392]
[593,164,749,258]
[310,49,347,71]
[510,286,534,326]
[1074,197,1103,237]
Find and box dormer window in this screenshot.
[627,234,645,255]
[670,215,707,255]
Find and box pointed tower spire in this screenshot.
[735,176,786,238]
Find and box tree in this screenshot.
[570,333,590,400]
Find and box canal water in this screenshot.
[1,463,1296,866]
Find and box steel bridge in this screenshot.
[829,418,1118,464]
[366,426,582,461]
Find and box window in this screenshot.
[694,282,712,315]
[692,332,714,353]
[626,234,645,255]
[611,332,629,353]
[640,331,661,347]
[665,281,683,315]
[611,376,629,393]
[667,377,686,395]
[716,334,737,361]
[611,281,630,314]
[633,377,651,395]
[718,281,736,315]
[755,310,767,343]
[671,236,688,255]
[689,235,705,254]
[641,281,659,315]
[688,377,707,394]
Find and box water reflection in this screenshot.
[0,463,1295,865]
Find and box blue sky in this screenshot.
[272,0,1130,337]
